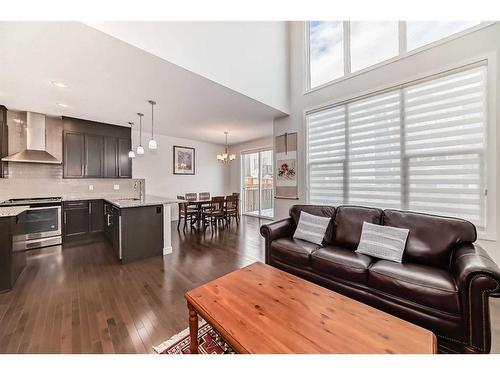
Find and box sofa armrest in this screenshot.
[451,243,500,352]
[260,218,295,264]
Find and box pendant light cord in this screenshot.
[151,101,154,139]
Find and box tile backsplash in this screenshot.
[4,163,63,179]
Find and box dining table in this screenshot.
[186,199,213,228]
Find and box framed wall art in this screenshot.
[173,145,195,175]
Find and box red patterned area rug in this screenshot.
[153,321,236,354]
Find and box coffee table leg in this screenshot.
[188,302,199,354]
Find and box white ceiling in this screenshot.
[0,22,286,144]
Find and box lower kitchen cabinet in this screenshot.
[0,212,26,292]
[63,200,105,241]
[89,200,104,233]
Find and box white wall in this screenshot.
[87,21,290,114]
[227,136,274,195]
[274,22,500,265]
[131,130,227,219]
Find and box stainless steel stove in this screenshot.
[0,197,62,250]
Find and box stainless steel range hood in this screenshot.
[1,112,61,164]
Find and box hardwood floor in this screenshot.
[0,215,499,354]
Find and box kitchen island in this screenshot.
[0,206,28,291]
[62,195,180,264]
[103,195,179,263]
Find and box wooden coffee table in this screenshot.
[185,262,436,354]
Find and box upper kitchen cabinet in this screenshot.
[62,117,132,179]
[0,106,8,178]
[118,138,132,178]
[63,131,85,178]
[85,134,104,177]
[104,136,118,178]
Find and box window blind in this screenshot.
[404,66,486,227]
[306,64,487,229]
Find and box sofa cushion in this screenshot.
[293,211,332,245]
[383,210,477,269]
[356,222,409,263]
[368,260,460,315]
[333,206,383,249]
[289,205,336,243]
[311,245,374,285]
[271,238,321,267]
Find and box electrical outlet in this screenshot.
[88,185,94,191]
[113,184,120,190]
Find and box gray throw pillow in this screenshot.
[293,211,331,245]
[356,221,409,263]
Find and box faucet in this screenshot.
[133,180,144,201]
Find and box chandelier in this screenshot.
[217,131,236,163]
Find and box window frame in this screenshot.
[304,21,496,94]
[304,58,497,241]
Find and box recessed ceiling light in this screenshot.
[51,81,68,88]
[57,103,68,108]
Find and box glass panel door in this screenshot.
[242,148,274,218]
[259,150,274,218]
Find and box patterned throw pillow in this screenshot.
[293,211,331,245]
[356,222,409,263]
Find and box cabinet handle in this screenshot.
[64,212,67,224]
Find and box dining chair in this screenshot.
[231,192,240,198]
[225,195,239,226]
[202,196,226,231]
[176,196,198,230]
[199,192,210,200]
[198,192,211,211]
[185,192,197,201]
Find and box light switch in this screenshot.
[114,184,120,190]
[88,185,94,191]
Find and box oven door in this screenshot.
[15,206,62,241]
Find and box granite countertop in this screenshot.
[0,206,29,218]
[62,195,181,208]
[104,195,181,208]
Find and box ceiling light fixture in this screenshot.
[148,100,158,150]
[51,81,68,88]
[127,122,136,158]
[136,112,145,155]
[57,103,68,108]
[217,131,236,163]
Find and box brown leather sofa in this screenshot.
[260,205,500,353]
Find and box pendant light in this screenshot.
[148,100,158,150]
[127,122,136,158]
[217,131,236,163]
[136,112,145,155]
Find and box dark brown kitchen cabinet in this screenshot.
[118,138,132,178]
[89,200,104,233]
[85,135,104,177]
[0,212,26,291]
[62,116,132,179]
[104,136,118,178]
[63,201,89,239]
[63,199,105,241]
[0,105,8,178]
[63,132,85,178]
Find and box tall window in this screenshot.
[306,65,487,230]
[308,21,482,89]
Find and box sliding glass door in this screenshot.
[241,148,274,219]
